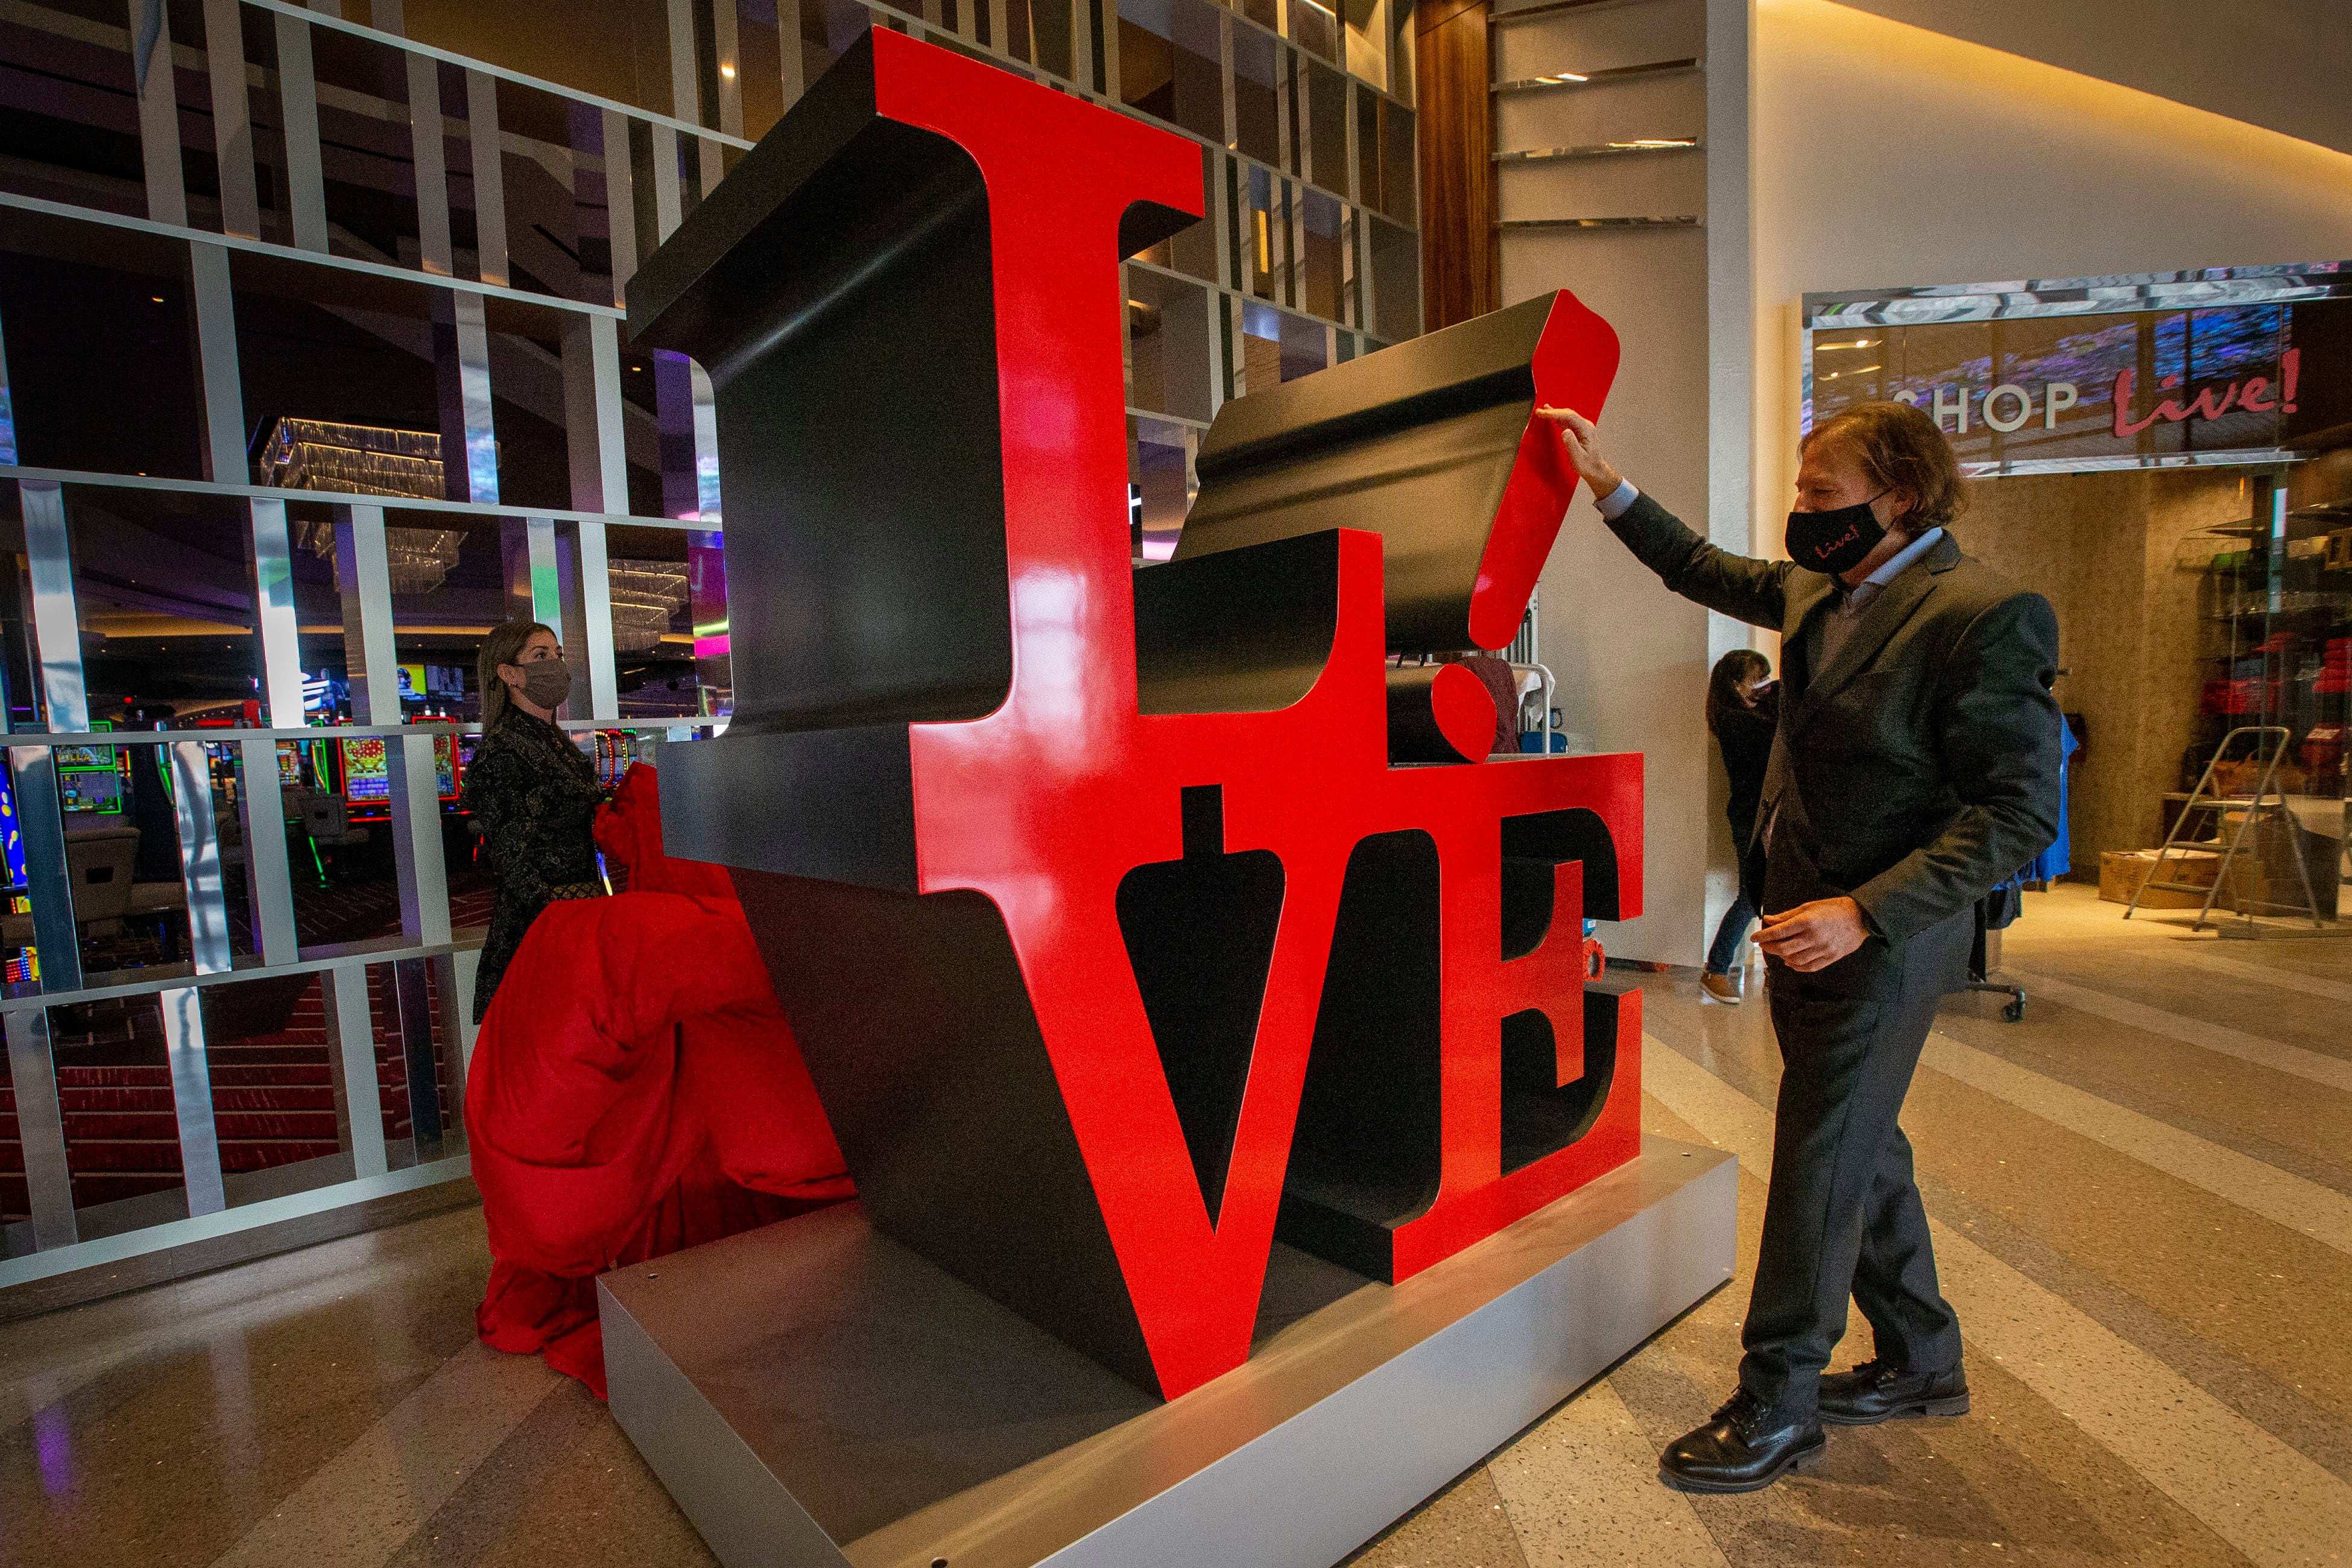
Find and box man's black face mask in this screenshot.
[1786,492,1891,576]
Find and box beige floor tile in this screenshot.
[1341,1464,1530,1568]
[1488,1378,1728,1567]
[1645,1040,2352,1568]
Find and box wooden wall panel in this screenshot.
[1415,0,1496,331]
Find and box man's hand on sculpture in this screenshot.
[1754,896,1871,973]
[1536,406,1624,498]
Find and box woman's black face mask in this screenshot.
[1785,491,1892,577]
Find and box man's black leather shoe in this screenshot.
[1818,1358,1970,1426]
[1658,1388,1826,1493]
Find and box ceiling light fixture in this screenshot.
[719,62,736,78]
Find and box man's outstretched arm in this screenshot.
[1541,407,1792,631]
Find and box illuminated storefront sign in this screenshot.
[1806,266,2352,475]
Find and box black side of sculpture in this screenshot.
[1177,291,1558,657]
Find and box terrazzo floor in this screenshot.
[4,883,2348,1567]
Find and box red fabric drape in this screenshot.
[469,763,853,1396]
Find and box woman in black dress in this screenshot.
[1702,648,1778,1004]
[463,619,604,1023]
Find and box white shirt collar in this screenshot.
[1854,525,1944,596]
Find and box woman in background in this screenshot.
[464,619,603,1023]
[1703,648,1778,1004]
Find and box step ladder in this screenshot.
[2125,725,2324,932]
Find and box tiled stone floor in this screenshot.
[4,884,2348,1567]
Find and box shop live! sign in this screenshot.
[1888,351,2303,438]
[634,31,1643,1401]
[2110,349,2301,437]
[1812,303,2327,467]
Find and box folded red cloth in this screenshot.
[470,763,853,1397]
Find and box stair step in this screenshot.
[210,1086,335,1112]
[64,1112,181,1141]
[209,1064,334,1089]
[55,1067,172,1088]
[221,1141,343,1171]
[58,1089,177,1113]
[204,1043,335,1064]
[64,1142,183,1174]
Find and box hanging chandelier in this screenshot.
[606,561,690,653]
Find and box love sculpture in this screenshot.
[636,29,1644,1402]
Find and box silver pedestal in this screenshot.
[600,1136,1738,1568]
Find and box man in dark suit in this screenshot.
[1540,400,2063,1493]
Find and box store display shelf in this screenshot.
[1497,216,1704,230]
[1494,138,1704,164]
[1493,58,1702,94]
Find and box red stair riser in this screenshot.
[209,1087,336,1111]
[57,1089,177,1113]
[214,1112,340,1140]
[66,1143,184,1174]
[220,1142,343,1172]
[63,1113,181,1140]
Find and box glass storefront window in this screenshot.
[1300,188,1345,323]
[1118,0,1229,146]
[1305,60,1348,192]
[1379,96,1416,228]
[605,523,704,718]
[1290,0,1340,63]
[1367,212,1418,344]
[1126,266,1216,424]
[1130,416,1193,562]
[0,254,208,484]
[1231,28,1282,169]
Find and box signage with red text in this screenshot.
[1805,292,2350,475]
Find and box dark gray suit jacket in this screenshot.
[1605,493,2064,996]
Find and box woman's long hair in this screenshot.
[478,619,554,730]
[1706,648,1771,736]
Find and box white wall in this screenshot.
[1499,0,1747,967]
[1752,0,2352,540]
[1827,0,2352,159]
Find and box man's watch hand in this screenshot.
[1754,896,1872,973]
[1537,405,1624,496]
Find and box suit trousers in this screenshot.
[1740,943,1965,1422]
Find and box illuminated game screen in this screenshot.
[0,767,25,890]
[277,740,302,789]
[58,768,124,814]
[341,737,391,801]
[54,744,114,770]
[436,735,458,797]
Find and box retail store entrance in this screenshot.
[1803,264,2352,977]
[1968,463,2349,938]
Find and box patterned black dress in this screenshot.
[462,706,605,1023]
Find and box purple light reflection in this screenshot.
[33,1399,72,1497]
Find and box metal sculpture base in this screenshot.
[599,1138,1737,1568]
